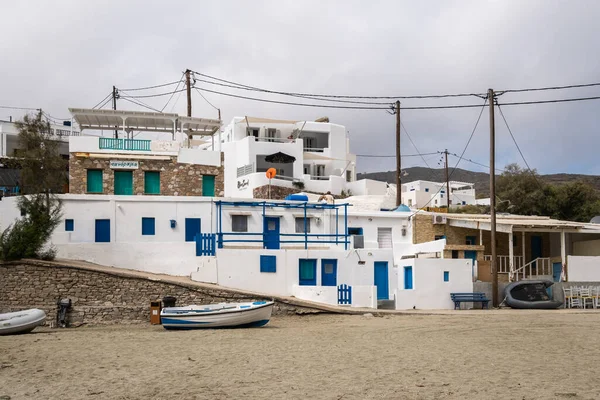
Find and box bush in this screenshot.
[0,194,62,261]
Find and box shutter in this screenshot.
[144,171,160,194]
[86,170,103,193]
[202,175,215,196]
[377,228,392,249]
[114,171,133,195]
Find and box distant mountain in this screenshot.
[357,167,600,198]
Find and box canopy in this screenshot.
[265,152,296,163]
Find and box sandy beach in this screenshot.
[1,310,599,400]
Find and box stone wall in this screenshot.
[69,154,224,196]
[0,262,325,326]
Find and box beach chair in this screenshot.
[570,286,582,309]
[563,287,573,309]
[580,287,594,309]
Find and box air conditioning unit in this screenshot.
[432,214,447,225]
[352,235,364,249]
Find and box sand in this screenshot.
[1,310,600,400]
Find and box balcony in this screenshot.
[98,138,151,151]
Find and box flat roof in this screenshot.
[69,108,220,135]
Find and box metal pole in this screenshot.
[395,100,401,207]
[444,149,450,208]
[304,203,308,250]
[112,86,118,139]
[489,88,498,307]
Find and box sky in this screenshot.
[1,0,600,175]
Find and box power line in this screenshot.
[119,88,187,99]
[92,93,113,109]
[0,105,40,111]
[408,97,488,217]
[119,80,183,92]
[161,72,186,112]
[194,87,219,111]
[401,120,440,183]
[447,152,506,173]
[96,96,113,110]
[496,103,545,190]
[501,82,600,94]
[356,152,439,158]
[120,97,162,113]
[498,96,600,107]
[191,70,485,100]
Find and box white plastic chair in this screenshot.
[570,286,582,309]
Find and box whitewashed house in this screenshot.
[0,118,79,159]
[402,180,477,208]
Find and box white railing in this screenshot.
[513,258,552,281]
[484,255,523,273]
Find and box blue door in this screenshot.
[263,217,280,249]
[95,219,110,243]
[185,218,201,242]
[552,262,562,282]
[374,261,389,300]
[404,266,413,290]
[299,259,317,285]
[321,259,338,287]
[465,250,477,278]
[531,236,543,271]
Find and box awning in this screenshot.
[265,152,296,163]
[303,152,334,161]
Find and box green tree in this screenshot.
[0,112,65,261]
[496,163,548,216]
[545,181,600,222]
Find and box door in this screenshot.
[552,262,562,282]
[202,175,215,197]
[185,218,201,242]
[299,259,317,285]
[114,170,133,195]
[465,250,477,280]
[531,236,543,271]
[95,219,110,243]
[404,266,413,290]
[321,259,338,287]
[263,217,280,249]
[374,261,389,300]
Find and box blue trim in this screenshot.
[404,266,413,290]
[374,261,389,300]
[65,219,74,232]
[162,319,270,330]
[185,218,201,242]
[161,318,211,325]
[95,219,110,243]
[321,259,337,287]
[299,259,317,286]
[444,271,450,282]
[141,217,155,236]
[260,255,277,273]
[338,284,352,305]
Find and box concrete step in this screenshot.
[377,299,396,310]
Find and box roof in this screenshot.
[69,108,220,135]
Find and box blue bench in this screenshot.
[450,292,489,310]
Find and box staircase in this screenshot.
[512,258,552,281]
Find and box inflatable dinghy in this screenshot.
[504,280,562,309]
[0,309,46,335]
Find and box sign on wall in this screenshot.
[110,160,139,169]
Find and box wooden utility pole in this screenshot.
[489,88,498,307]
[185,69,192,117]
[395,100,401,207]
[112,86,118,139]
[444,149,450,208]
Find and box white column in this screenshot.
[479,229,483,246]
[509,230,514,281]
[217,129,222,153]
[121,117,126,139]
[561,230,566,281]
[0,133,5,157]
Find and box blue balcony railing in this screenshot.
[99,138,151,151]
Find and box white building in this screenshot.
[402,180,477,209]
[0,118,80,158]
[216,116,387,198]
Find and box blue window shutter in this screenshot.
[87,170,103,193]
[142,217,155,235]
[444,271,449,282]
[144,171,160,194]
[260,255,277,273]
[65,219,74,231]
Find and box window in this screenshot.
[295,217,311,233]
[87,169,103,193]
[202,175,215,197]
[451,250,459,259]
[404,266,413,289]
[114,170,133,195]
[260,255,277,273]
[315,164,325,177]
[142,217,155,235]
[440,194,444,198]
[348,227,363,236]
[513,235,518,246]
[462,201,466,205]
[408,199,413,206]
[246,127,259,138]
[377,227,392,249]
[232,215,248,232]
[346,170,352,182]
[144,171,160,194]
[443,271,450,282]
[265,128,276,142]
[65,219,74,231]
[299,259,317,285]
[425,188,429,192]
[466,236,476,245]
[435,235,446,241]
[434,199,438,204]
[303,164,310,175]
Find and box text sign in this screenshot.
[110,160,139,169]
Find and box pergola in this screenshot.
[69,108,221,140]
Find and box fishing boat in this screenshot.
[0,309,47,335]
[160,300,274,329]
[504,280,562,309]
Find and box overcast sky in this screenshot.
[2,0,599,174]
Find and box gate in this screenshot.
[195,233,216,256]
[338,284,352,305]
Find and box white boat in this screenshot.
[0,309,46,335]
[160,301,274,329]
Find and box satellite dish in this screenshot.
[590,216,600,224]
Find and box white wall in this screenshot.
[568,255,600,281]
[292,285,338,305]
[345,179,387,196]
[395,258,473,310]
[177,148,221,167]
[69,136,177,156]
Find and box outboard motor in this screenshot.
[56,298,72,328]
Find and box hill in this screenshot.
[357,168,600,198]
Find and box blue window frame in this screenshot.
[434,235,446,241]
[142,217,155,235]
[65,219,74,232]
[348,227,363,235]
[260,255,277,273]
[299,259,317,286]
[95,219,110,243]
[425,188,429,192]
[404,266,413,290]
[444,271,450,282]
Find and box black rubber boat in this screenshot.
[504,280,563,309]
